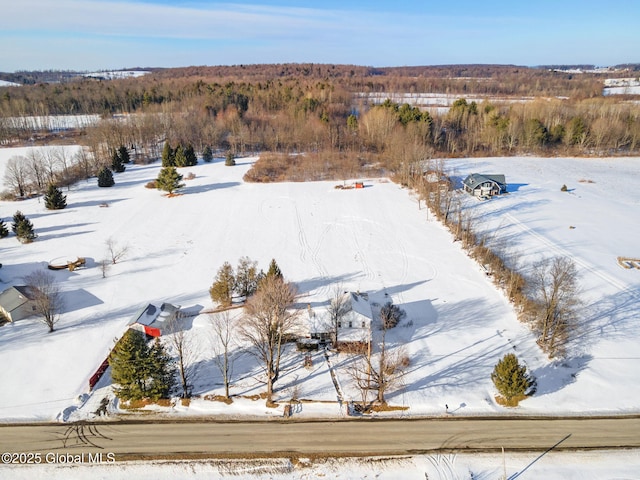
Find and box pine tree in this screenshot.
[184,144,198,166]
[156,166,184,195]
[209,262,236,307]
[109,329,176,402]
[225,151,236,166]
[12,211,36,243]
[109,329,150,401]
[147,339,176,401]
[118,145,131,164]
[97,167,115,187]
[111,150,126,173]
[44,184,67,210]
[491,353,536,406]
[11,211,26,234]
[202,145,213,163]
[174,144,187,167]
[161,141,175,167]
[266,258,283,279]
[0,219,8,239]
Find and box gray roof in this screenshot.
[0,286,38,313]
[463,173,506,189]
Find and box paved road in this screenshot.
[1,417,639,460]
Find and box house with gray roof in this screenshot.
[0,285,39,322]
[462,173,507,198]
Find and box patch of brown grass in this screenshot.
[180,397,191,407]
[203,394,234,404]
[495,394,528,407]
[368,404,409,413]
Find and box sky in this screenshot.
[1,0,639,71]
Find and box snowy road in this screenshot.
[1,416,640,459]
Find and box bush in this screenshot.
[561,184,568,192]
[225,152,236,166]
[145,180,157,189]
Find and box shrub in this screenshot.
[145,180,157,189]
[561,184,568,192]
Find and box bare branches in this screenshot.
[23,269,64,333]
[165,316,198,399]
[240,275,300,403]
[105,237,128,265]
[209,311,237,399]
[528,256,581,358]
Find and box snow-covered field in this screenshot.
[0,149,639,424]
[4,450,640,480]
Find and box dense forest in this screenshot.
[1,63,639,186]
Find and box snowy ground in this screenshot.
[3,450,640,480]
[0,149,639,425]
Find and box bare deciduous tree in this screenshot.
[4,156,30,198]
[240,275,300,404]
[347,324,407,407]
[326,285,350,348]
[106,237,128,265]
[24,269,64,333]
[210,310,237,399]
[165,315,198,399]
[528,256,581,358]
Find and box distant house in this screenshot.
[462,173,507,198]
[0,285,39,322]
[128,302,181,337]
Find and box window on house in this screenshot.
[362,321,365,328]
[337,322,341,328]
[348,321,352,328]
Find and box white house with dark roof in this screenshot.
[462,173,507,198]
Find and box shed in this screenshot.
[0,285,39,322]
[463,173,507,197]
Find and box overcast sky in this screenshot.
[1,0,638,71]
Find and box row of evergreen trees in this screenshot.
[162,141,198,167]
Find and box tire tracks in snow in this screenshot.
[504,212,638,299]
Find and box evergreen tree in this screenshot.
[491,353,536,406]
[174,144,187,167]
[161,141,175,167]
[118,145,131,164]
[12,211,36,243]
[0,219,8,239]
[109,329,151,401]
[109,329,176,402]
[44,184,67,210]
[147,338,176,400]
[209,262,236,307]
[202,145,213,163]
[266,258,283,279]
[156,166,184,195]
[111,149,126,173]
[225,151,236,166]
[11,211,26,234]
[97,167,115,187]
[184,144,198,166]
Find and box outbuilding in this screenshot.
[0,285,39,322]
